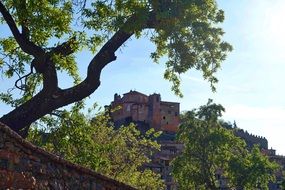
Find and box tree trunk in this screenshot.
[0,78,101,138]
[0,1,153,137]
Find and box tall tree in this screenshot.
[172,100,279,190]
[0,0,232,136]
[28,105,165,190]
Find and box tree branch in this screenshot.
[14,63,33,91]
[58,15,140,102]
[0,1,59,93]
[51,36,77,56]
[0,1,44,57]
[61,12,158,101]
[0,11,159,136]
[14,0,30,40]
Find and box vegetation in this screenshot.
[172,99,279,190]
[0,0,232,136]
[1,1,283,188]
[28,104,164,190]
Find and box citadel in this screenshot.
[110,90,285,190]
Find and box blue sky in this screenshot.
[86,0,285,155]
[88,0,285,155]
[1,1,285,154]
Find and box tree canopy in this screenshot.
[172,100,279,190]
[0,0,232,136]
[28,105,165,189]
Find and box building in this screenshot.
[110,91,181,189]
[111,90,180,132]
[150,140,184,190]
[110,91,284,190]
[263,148,285,190]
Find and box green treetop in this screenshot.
[28,105,165,189]
[0,0,232,136]
[172,99,279,190]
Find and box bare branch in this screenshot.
[14,63,33,91]
[49,110,65,118]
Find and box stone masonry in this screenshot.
[111,90,180,132]
[0,122,136,190]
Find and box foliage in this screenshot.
[172,99,279,190]
[0,0,232,134]
[28,105,164,190]
[228,145,279,189]
[282,178,285,189]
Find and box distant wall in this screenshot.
[235,129,268,149]
[0,122,135,190]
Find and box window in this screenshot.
[126,104,131,111]
[170,149,176,154]
[163,116,166,120]
[165,160,169,166]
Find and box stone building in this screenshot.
[263,148,285,190]
[150,140,183,190]
[110,91,181,189]
[111,90,180,132]
[110,91,284,190]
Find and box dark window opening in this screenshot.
[165,160,169,166]
[163,116,166,120]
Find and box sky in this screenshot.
[1,1,285,155]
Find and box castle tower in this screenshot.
[148,93,161,130]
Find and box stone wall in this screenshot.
[234,129,268,149]
[0,122,136,190]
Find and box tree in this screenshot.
[227,145,279,189]
[28,105,165,189]
[172,100,279,190]
[0,0,232,136]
